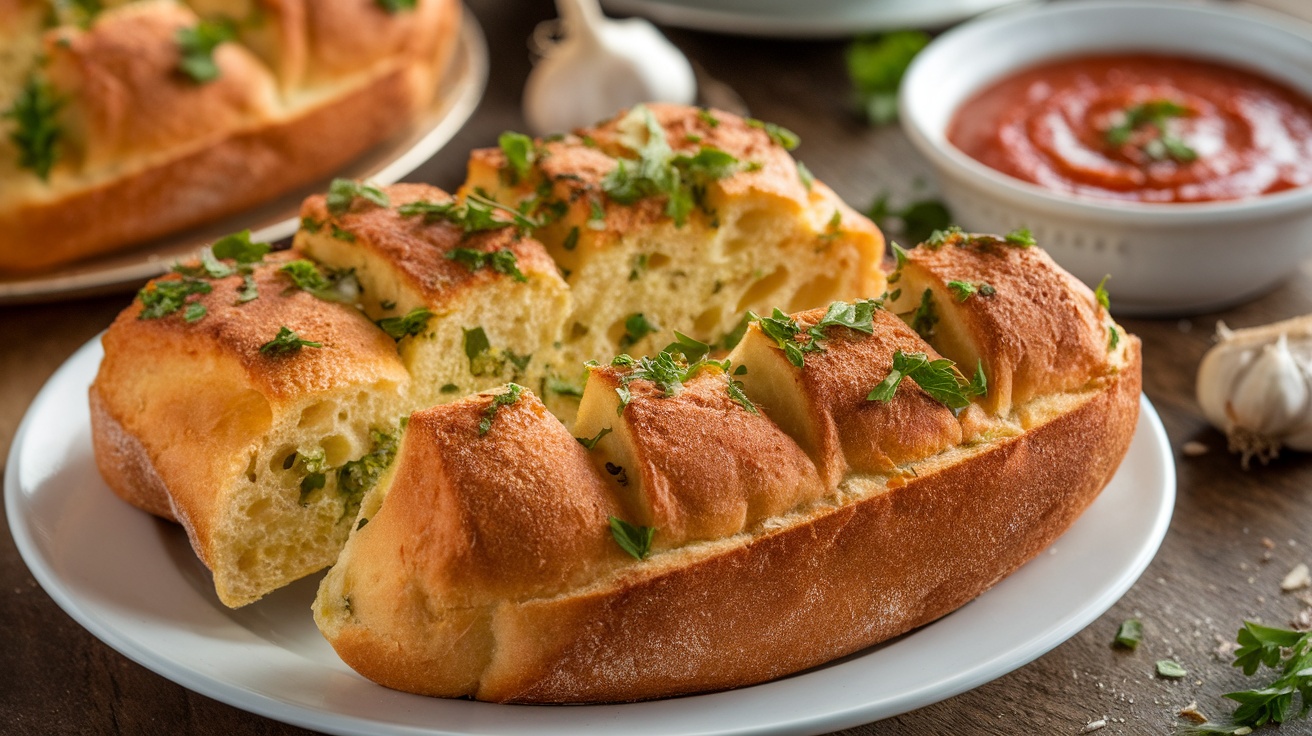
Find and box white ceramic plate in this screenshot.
[0,12,488,305]
[6,337,1175,736]
[600,0,1038,38]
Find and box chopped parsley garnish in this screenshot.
[946,280,996,302]
[1188,622,1312,730]
[1108,325,1121,352]
[375,307,433,340]
[463,326,529,377]
[212,230,271,264]
[330,224,355,242]
[447,247,527,282]
[909,288,939,339]
[819,210,843,242]
[1004,227,1036,247]
[55,0,102,27]
[547,376,584,397]
[796,161,814,191]
[375,0,416,12]
[279,259,360,304]
[922,226,1036,252]
[663,330,711,362]
[867,350,987,411]
[587,199,607,231]
[750,299,878,369]
[628,253,650,281]
[1094,274,1111,311]
[498,131,535,184]
[601,106,744,227]
[478,383,524,435]
[301,217,322,233]
[1156,660,1187,679]
[1114,618,1143,650]
[173,250,233,280]
[619,312,658,350]
[745,118,800,150]
[562,226,580,251]
[576,427,612,449]
[440,383,460,394]
[724,361,757,414]
[338,427,400,517]
[237,273,258,303]
[697,108,720,128]
[398,192,538,234]
[5,74,62,181]
[718,314,751,351]
[326,178,389,216]
[183,302,207,322]
[846,30,930,125]
[609,516,655,560]
[259,326,322,356]
[1105,99,1197,162]
[176,19,235,84]
[137,278,212,320]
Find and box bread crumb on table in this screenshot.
[1080,718,1108,733]
[1182,440,1209,456]
[1281,562,1311,591]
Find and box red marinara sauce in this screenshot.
[947,54,1312,203]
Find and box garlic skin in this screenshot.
[523,0,696,137]
[1197,315,1312,467]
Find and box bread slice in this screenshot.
[572,363,826,548]
[886,231,1114,418]
[294,182,572,411]
[90,249,411,607]
[313,386,628,697]
[729,303,964,489]
[462,104,886,363]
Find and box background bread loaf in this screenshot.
[0,0,460,271]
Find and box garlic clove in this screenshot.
[1228,334,1308,437]
[523,0,696,136]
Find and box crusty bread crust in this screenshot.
[479,340,1141,702]
[0,0,460,272]
[89,384,177,522]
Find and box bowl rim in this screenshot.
[899,0,1312,224]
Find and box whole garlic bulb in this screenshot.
[1197,315,1312,467]
[523,0,696,136]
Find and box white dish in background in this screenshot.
[600,0,1037,38]
[900,0,1312,316]
[0,13,488,305]
[7,335,1174,736]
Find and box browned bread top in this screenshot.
[731,305,964,488]
[889,232,1111,417]
[43,2,278,171]
[354,387,626,609]
[298,182,564,313]
[575,366,826,548]
[464,104,870,243]
[104,249,406,403]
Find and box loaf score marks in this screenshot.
[90,105,885,607]
[89,104,1140,701]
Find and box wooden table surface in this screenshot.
[4,1,1311,734]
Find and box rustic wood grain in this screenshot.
[3,1,1311,734]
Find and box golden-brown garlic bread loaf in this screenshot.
[0,0,459,271]
[311,232,1140,702]
[91,248,411,607]
[463,104,886,363]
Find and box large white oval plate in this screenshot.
[6,337,1174,736]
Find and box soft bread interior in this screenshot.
[462,104,886,363]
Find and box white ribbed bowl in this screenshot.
[900,0,1312,316]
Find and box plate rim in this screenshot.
[0,9,489,305]
[599,0,1039,38]
[5,335,1176,736]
